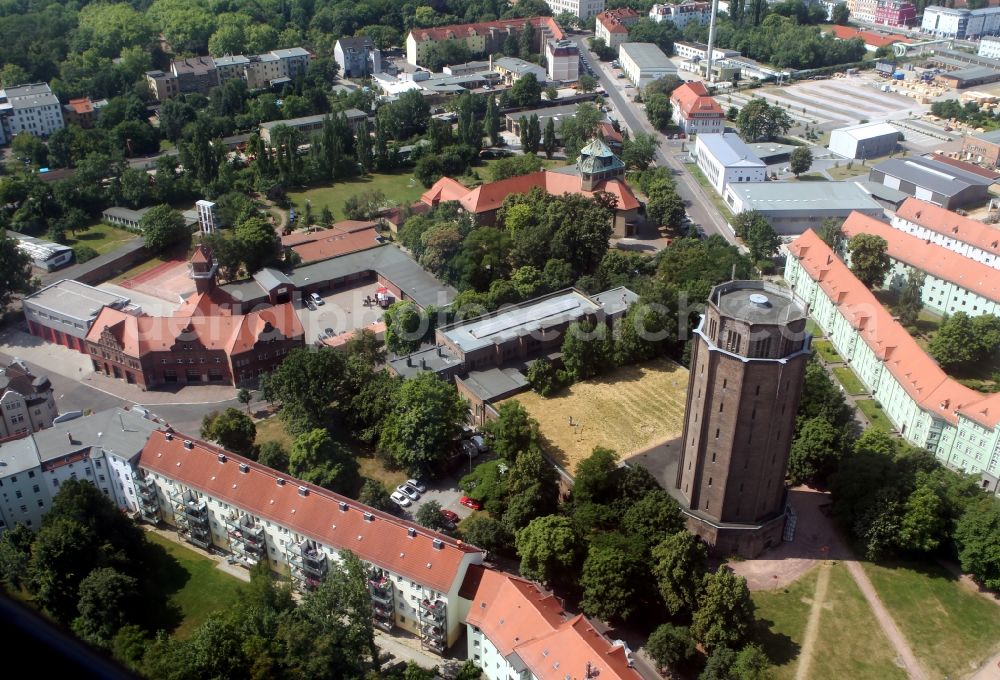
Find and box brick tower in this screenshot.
[188,243,218,294]
[675,281,811,557]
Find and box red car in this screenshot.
[459,496,482,510]
[440,509,460,524]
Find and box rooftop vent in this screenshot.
[239,463,249,474]
[407,527,416,537]
[432,538,443,550]
[298,486,308,497]
[276,478,285,486]
[183,440,193,450]
[165,432,173,441]
[339,501,348,511]
[217,453,226,463]
[364,512,374,522]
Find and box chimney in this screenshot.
[183,440,193,450]
[298,486,308,497]
[420,358,427,369]
[165,432,173,441]
[67,432,72,444]
[407,355,413,367]
[218,453,226,463]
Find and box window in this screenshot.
[32,485,39,493]
[28,471,34,478]
[37,499,43,507]
[711,452,716,462]
[15,490,22,499]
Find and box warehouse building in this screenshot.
[693,133,766,196]
[868,155,994,210]
[829,121,900,160]
[724,181,883,235]
[618,42,677,90]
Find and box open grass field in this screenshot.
[254,416,295,450]
[753,563,907,680]
[67,222,137,254]
[288,172,425,220]
[146,532,243,639]
[812,339,841,363]
[832,366,867,395]
[864,561,1000,679]
[825,163,869,181]
[857,399,894,431]
[501,358,688,472]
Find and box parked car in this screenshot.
[471,435,490,454]
[407,478,427,493]
[306,300,317,311]
[390,491,411,508]
[310,292,324,305]
[396,483,421,500]
[440,509,459,525]
[459,496,482,510]
[461,440,480,459]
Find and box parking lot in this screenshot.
[295,281,387,343]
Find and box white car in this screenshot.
[390,491,411,508]
[407,478,427,493]
[396,483,421,501]
[309,292,324,306]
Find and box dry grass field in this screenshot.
[501,358,689,473]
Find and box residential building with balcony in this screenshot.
[0,359,57,438]
[406,17,564,68]
[874,0,916,27]
[649,2,712,29]
[0,83,64,146]
[335,37,382,78]
[890,198,1000,270]
[543,0,605,19]
[595,8,640,51]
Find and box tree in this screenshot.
[898,476,947,554]
[789,146,813,176]
[651,531,708,615]
[72,568,140,648]
[579,542,645,621]
[237,387,252,414]
[515,515,580,586]
[929,312,979,369]
[484,401,541,464]
[11,132,48,166]
[0,230,33,311]
[578,73,598,93]
[622,132,659,170]
[561,321,613,383]
[622,491,684,546]
[732,644,771,680]
[895,270,925,327]
[700,647,738,680]
[847,233,890,289]
[140,204,189,252]
[527,357,560,396]
[573,446,620,505]
[543,117,557,159]
[509,73,542,107]
[645,93,673,130]
[818,217,843,249]
[736,98,792,141]
[267,347,347,433]
[0,523,34,590]
[203,408,257,456]
[379,89,430,140]
[288,428,359,495]
[234,216,279,273]
[691,567,756,651]
[744,218,780,264]
[460,515,511,556]
[956,498,1000,591]
[832,3,851,24]
[384,300,435,355]
[378,373,467,477]
[415,500,451,531]
[789,416,841,486]
[257,440,289,471]
[545,85,559,101]
[646,623,696,673]
[484,94,501,147]
[359,479,394,513]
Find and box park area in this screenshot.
[832,366,867,395]
[288,172,425,221]
[67,222,137,255]
[501,358,688,472]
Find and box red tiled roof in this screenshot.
[789,228,1000,427]
[282,223,381,264]
[597,121,623,145]
[280,220,378,247]
[827,25,910,48]
[174,288,238,318]
[66,97,94,114]
[596,7,639,33]
[895,198,1000,257]
[929,153,1000,181]
[420,177,470,206]
[139,430,483,592]
[842,212,1000,304]
[462,565,642,680]
[670,81,724,119]
[190,243,211,264]
[410,16,564,44]
[425,170,640,214]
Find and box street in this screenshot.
[571,35,737,244]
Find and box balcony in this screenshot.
[419,599,446,623]
[421,622,445,641]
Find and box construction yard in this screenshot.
[501,358,688,473]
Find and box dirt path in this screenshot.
[794,561,832,680]
[843,559,928,680]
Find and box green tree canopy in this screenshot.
[268,348,348,433]
[140,205,189,252]
[736,98,792,141]
[0,229,33,311]
[789,146,813,176]
[515,515,581,586]
[288,428,359,495]
[202,408,257,456]
[484,401,541,464]
[847,233,890,289]
[691,567,756,650]
[651,530,708,615]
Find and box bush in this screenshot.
[73,245,99,263]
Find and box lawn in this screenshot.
[67,222,138,254]
[254,415,295,450]
[832,366,867,395]
[501,358,688,473]
[145,532,244,639]
[288,172,426,220]
[806,318,824,338]
[753,563,906,680]
[825,162,869,181]
[794,173,829,181]
[812,339,841,363]
[856,399,894,431]
[686,163,735,222]
[864,561,1000,679]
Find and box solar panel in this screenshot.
[470,297,581,339]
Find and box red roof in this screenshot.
[827,25,910,48]
[895,198,1000,258]
[929,153,1000,181]
[597,121,623,145]
[461,566,642,680]
[596,8,639,34]
[281,222,381,264]
[670,81,724,119]
[139,431,483,592]
[420,177,470,206]
[842,212,1000,304]
[423,170,640,215]
[410,16,564,44]
[789,228,1000,427]
[66,97,94,115]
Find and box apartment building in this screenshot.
[873,0,916,27]
[0,360,57,439]
[148,48,311,100]
[595,8,640,51]
[786,228,1000,491]
[693,133,766,195]
[546,39,580,82]
[845,0,879,23]
[922,5,1000,39]
[649,2,712,29]
[62,97,107,128]
[406,17,564,68]
[543,0,605,19]
[138,429,484,652]
[842,211,1000,317]
[980,36,1000,60]
[0,83,64,146]
[891,198,1000,270]
[670,81,724,135]
[0,408,164,532]
[335,37,382,78]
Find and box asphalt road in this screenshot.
[572,35,737,244]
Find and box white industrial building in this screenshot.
[673,41,740,62]
[980,36,1000,60]
[0,83,65,146]
[724,181,884,235]
[693,133,766,196]
[922,5,1000,39]
[544,0,605,18]
[648,2,712,28]
[829,121,901,160]
[618,42,677,90]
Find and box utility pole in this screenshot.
[705,0,720,85]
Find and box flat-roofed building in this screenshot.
[546,39,580,82]
[491,56,547,85]
[543,0,605,19]
[868,155,994,210]
[618,42,677,90]
[693,132,766,195]
[23,280,132,353]
[335,37,382,77]
[673,41,739,62]
[829,121,901,160]
[649,2,712,28]
[962,128,1000,167]
[259,110,368,143]
[0,83,64,145]
[723,181,883,235]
